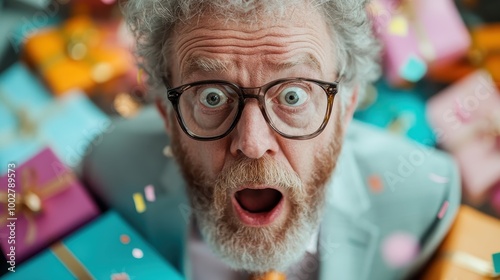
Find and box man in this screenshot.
[83,0,461,279]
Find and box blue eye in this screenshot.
[199,88,228,108]
[278,87,308,106]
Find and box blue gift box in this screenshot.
[354,80,436,146]
[0,62,109,174]
[3,211,184,279]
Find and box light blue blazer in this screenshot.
[82,107,461,280]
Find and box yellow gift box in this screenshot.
[23,16,132,96]
[420,205,500,279]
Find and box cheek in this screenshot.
[186,138,229,177]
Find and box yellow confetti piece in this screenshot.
[388,16,408,37]
[133,193,146,213]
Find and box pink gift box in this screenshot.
[427,70,500,205]
[370,0,470,86]
[0,147,99,263]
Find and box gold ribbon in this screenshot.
[0,89,38,140]
[0,88,63,149]
[441,251,500,278]
[51,241,94,279]
[0,168,74,244]
[397,0,436,62]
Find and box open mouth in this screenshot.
[232,187,285,226]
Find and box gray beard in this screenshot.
[170,120,343,273]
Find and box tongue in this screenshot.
[235,188,282,213]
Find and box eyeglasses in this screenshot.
[163,77,340,141]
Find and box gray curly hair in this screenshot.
[123,0,381,105]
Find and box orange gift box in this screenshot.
[23,16,133,96]
[427,24,500,88]
[420,205,500,279]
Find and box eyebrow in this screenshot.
[182,53,322,80]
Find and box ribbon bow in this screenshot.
[34,16,122,93]
[0,168,74,244]
[442,251,500,278]
[448,107,500,152]
[0,89,63,150]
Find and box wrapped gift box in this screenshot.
[420,205,500,279]
[71,0,121,18]
[459,0,500,23]
[354,80,436,146]
[22,16,133,96]
[370,0,470,86]
[0,62,109,172]
[427,23,500,87]
[426,70,500,205]
[0,148,99,263]
[3,211,184,279]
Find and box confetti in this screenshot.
[120,234,130,245]
[144,185,156,202]
[493,252,500,275]
[388,16,409,37]
[163,145,173,157]
[400,55,427,82]
[133,193,146,213]
[490,185,500,216]
[437,201,449,219]
[367,175,384,193]
[381,232,420,268]
[132,248,144,259]
[111,273,130,280]
[428,173,449,184]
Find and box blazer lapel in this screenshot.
[319,141,380,280]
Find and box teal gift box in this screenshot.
[0,62,109,174]
[4,211,183,279]
[354,79,436,146]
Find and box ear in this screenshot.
[343,86,359,126]
[156,98,172,135]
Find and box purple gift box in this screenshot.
[0,147,99,263]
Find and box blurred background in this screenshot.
[0,0,499,279]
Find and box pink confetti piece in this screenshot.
[490,184,500,216]
[437,201,449,219]
[381,232,420,268]
[144,185,156,202]
[428,173,449,184]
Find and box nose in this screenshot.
[229,99,279,159]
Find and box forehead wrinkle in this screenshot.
[183,56,231,80]
[275,53,321,73]
[173,27,329,70]
[181,52,323,82]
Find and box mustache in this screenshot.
[212,156,304,194]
